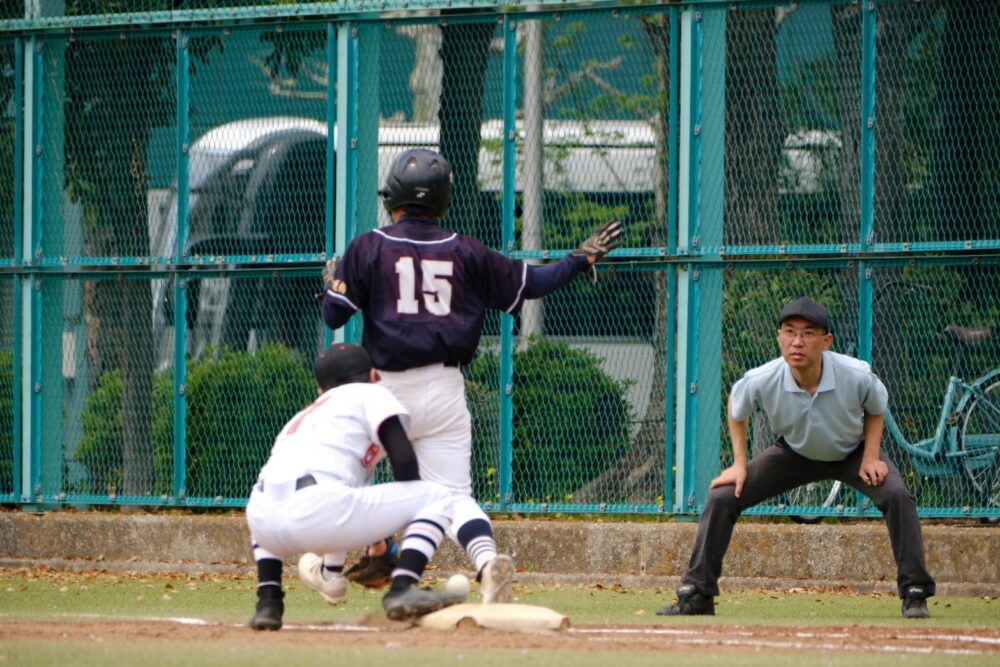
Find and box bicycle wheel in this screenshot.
[786,480,843,524]
[960,376,1000,507]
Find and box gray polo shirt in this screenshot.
[729,350,889,462]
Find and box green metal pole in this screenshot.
[498,15,518,512]
[11,38,23,502]
[335,21,358,345]
[172,30,190,503]
[663,6,679,512]
[21,35,42,504]
[674,8,701,513]
[692,7,726,510]
[855,0,879,518]
[857,0,877,363]
[324,22,336,349]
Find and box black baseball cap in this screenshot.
[314,343,373,389]
[778,297,831,332]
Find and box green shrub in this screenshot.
[78,344,315,499]
[0,351,14,494]
[465,339,633,504]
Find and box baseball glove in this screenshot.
[575,220,624,261]
[344,537,398,589]
[315,257,339,303]
[322,256,339,288]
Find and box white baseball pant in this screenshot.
[377,363,493,537]
[246,473,453,561]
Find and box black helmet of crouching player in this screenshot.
[379,149,452,219]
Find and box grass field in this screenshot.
[1,568,997,666]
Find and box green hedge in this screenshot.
[77,344,315,499]
[465,339,633,504]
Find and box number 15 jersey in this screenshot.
[323,217,536,371]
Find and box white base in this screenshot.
[418,603,570,632]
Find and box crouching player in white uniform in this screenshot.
[245,343,466,630]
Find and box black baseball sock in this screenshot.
[388,549,428,591]
[256,557,283,593]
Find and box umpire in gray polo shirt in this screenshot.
[658,297,935,619]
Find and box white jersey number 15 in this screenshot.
[395,257,453,316]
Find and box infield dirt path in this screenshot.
[3,617,999,656]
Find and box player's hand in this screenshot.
[859,458,888,487]
[322,256,339,288]
[710,463,748,498]
[574,220,624,263]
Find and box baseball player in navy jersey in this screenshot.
[656,298,935,619]
[246,343,465,630]
[319,148,623,603]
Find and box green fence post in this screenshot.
[20,34,42,506]
[694,7,726,511]
[674,8,698,514]
[855,1,879,517]
[11,38,23,503]
[324,22,336,349]
[663,6,680,512]
[676,6,725,514]
[172,29,190,504]
[858,0,876,361]
[335,21,359,345]
[498,15,518,513]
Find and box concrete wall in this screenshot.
[1,512,997,596]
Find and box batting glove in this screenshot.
[574,220,624,261]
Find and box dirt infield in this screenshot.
[3,616,999,657]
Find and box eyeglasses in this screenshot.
[778,328,825,342]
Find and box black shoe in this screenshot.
[382,583,465,621]
[249,588,285,630]
[656,585,715,616]
[902,587,930,619]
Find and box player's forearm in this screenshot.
[728,414,750,467]
[378,416,420,482]
[862,413,885,461]
[522,255,590,299]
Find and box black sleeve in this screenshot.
[523,254,589,299]
[377,416,420,482]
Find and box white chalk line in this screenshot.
[583,635,984,656]
[574,627,997,654]
[38,613,379,633]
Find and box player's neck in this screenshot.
[790,361,823,396]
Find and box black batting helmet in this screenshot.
[379,149,452,219]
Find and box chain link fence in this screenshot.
[2,1,998,519]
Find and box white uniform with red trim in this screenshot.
[246,382,454,560]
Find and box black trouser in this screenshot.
[680,440,936,599]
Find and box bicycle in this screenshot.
[778,284,1000,523]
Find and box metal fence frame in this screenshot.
[2,0,998,518]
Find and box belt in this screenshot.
[256,474,317,495]
[444,360,461,368]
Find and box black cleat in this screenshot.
[249,588,285,630]
[656,584,715,616]
[382,584,465,621]
[902,587,931,619]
